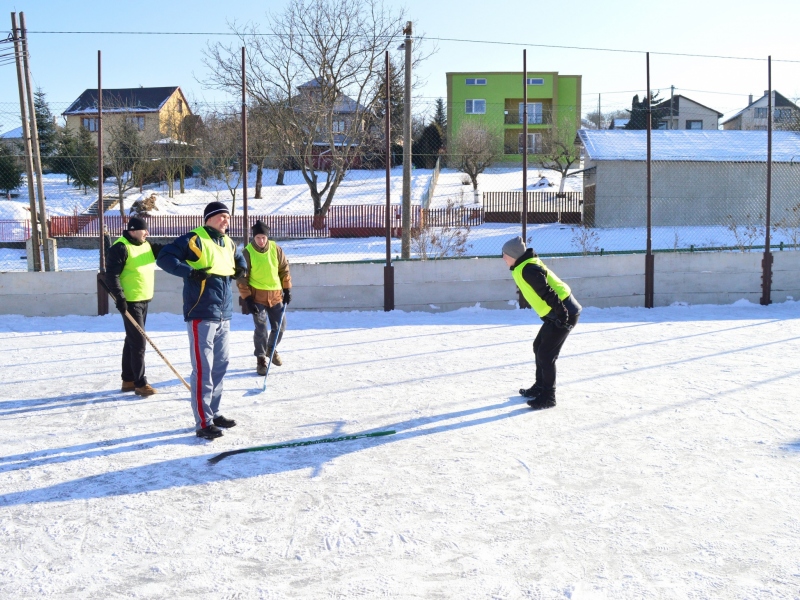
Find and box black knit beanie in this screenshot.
[127,216,148,231]
[203,201,230,222]
[251,220,269,237]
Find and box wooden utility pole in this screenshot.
[761,56,773,306]
[384,51,394,311]
[19,12,50,270]
[11,12,41,271]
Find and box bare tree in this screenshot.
[203,0,424,217]
[537,127,582,195]
[450,121,502,191]
[105,116,152,217]
[201,112,243,213]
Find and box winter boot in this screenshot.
[134,384,157,397]
[196,424,223,440]
[213,415,237,429]
[257,356,267,376]
[527,387,556,410]
[271,351,282,367]
[121,380,135,393]
[520,383,543,399]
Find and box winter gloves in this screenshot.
[242,297,257,315]
[282,289,292,305]
[189,267,209,283]
[233,266,247,281]
[115,296,128,315]
[546,305,572,330]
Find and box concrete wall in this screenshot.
[591,160,800,228]
[2,252,798,317]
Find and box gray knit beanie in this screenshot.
[501,236,526,260]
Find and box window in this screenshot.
[526,78,544,85]
[518,133,542,154]
[465,78,487,86]
[754,107,768,118]
[656,121,668,130]
[177,99,183,114]
[465,99,486,114]
[775,108,793,121]
[126,116,145,131]
[81,117,98,131]
[686,120,703,130]
[332,120,346,132]
[518,102,542,124]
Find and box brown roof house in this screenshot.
[62,86,193,151]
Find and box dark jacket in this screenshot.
[512,249,581,321]
[156,226,247,322]
[104,231,162,302]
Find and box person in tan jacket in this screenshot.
[237,220,292,375]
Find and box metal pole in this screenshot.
[241,46,249,246]
[97,49,108,315]
[19,12,50,271]
[645,52,654,308]
[761,56,773,306]
[522,49,528,242]
[401,21,412,259]
[669,85,675,130]
[11,12,41,272]
[597,93,601,129]
[384,51,394,312]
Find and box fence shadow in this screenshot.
[0,397,529,507]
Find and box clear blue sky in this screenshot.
[2,0,799,132]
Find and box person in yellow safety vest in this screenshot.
[156,202,248,440]
[238,220,292,376]
[502,236,582,410]
[104,216,163,397]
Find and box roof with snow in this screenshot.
[63,87,183,115]
[0,126,23,140]
[578,130,800,162]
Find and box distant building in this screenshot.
[577,129,800,227]
[0,126,23,151]
[446,71,581,160]
[62,86,192,151]
[721,91,800,131]
[652,95,723,130]
[609,118,629,130]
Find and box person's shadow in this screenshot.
[0,397,531,507]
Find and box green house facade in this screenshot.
[446,71,582,161]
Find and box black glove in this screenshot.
[115,296,128,314]
[189,267,209,283]
[234,266,247,280]
[547,306,572,330]
[282,288,292,305]
[242,297,256,315]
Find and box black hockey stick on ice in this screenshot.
[207,430,396,464]
[99,277,191,391]
[261,302,288,392]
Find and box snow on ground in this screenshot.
[1,301,799,598]
[429,167,583,209]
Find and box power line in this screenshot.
[25,30,800,63]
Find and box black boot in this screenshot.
[526,387,556,410]
[196,424,224,439]
[520,383,543,399]
[213,415,237,428]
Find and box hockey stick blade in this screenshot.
[207,430,396,464]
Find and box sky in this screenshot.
[2,0,800,133]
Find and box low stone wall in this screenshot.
[1,251,798,317]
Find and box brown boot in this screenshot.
[271,351,282,366]
[134,384,157,397]
[257,356,267,376]
[121,381,135,392]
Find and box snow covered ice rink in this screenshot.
[1,302,799,599]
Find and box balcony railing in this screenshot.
[503,111,552,125]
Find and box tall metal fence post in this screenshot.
[644,52,655,309]
[241,46,249,247]
[761,55,773,306]
[401,21,412,259]
[518,49,531,310]
[97,49,109,316]
[384,51,395,311]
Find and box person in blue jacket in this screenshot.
[157,202,247,440]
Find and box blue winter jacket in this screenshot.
[156,226,247,322]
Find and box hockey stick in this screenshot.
[261,302,288,392]
[207,430,396,464]
[99,277,191,391]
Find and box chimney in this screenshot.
[748,94,753,104]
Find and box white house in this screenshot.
[722,91,800,131]
[652,95,723,130]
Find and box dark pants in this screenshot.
[121,301,149,387]
[253,302,286,357]
[533,313,580,390]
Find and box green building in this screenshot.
[446,71,582,161]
